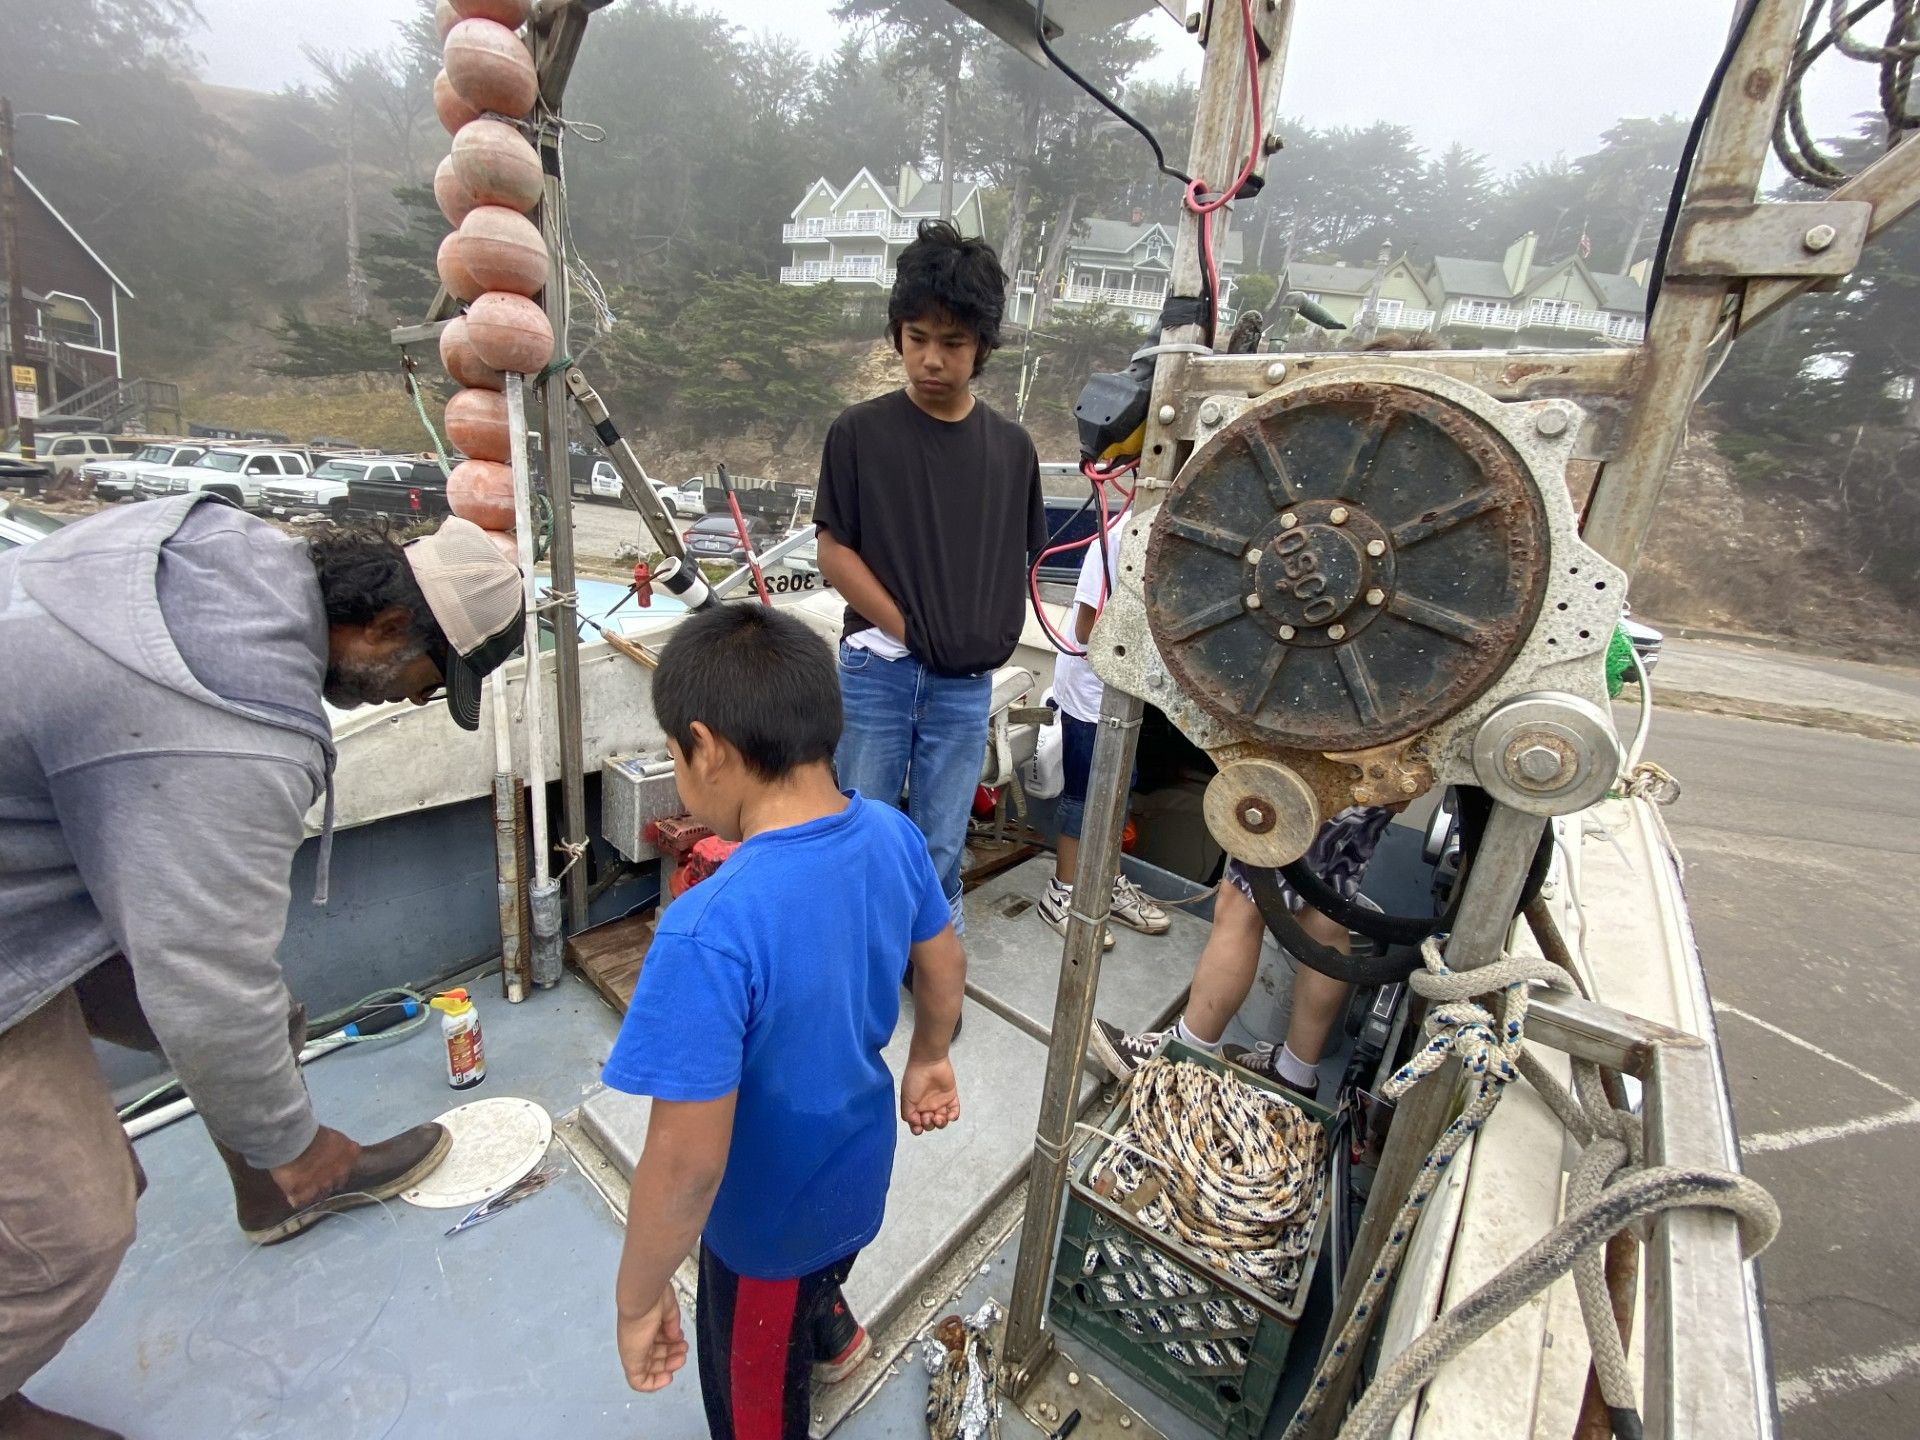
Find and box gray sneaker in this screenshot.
[1109,875,1170,935]
[1036,878,1114,950]
[1090,1020,1167,1079]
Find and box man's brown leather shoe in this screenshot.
[213,1122,452,1245]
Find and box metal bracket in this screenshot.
[559,365,687,562]
[1669,200,1870,279]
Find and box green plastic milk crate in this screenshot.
[1048,1039,1333,1440]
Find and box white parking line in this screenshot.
[1741,1100,1920,1154]
[1714,1003,1914,1101]
[1776,1338,1920,1411]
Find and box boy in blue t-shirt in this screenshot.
[605,602,965,1440]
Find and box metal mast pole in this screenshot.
[1,98,35,462]
[1001,0,1293,1389]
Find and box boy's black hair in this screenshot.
[888,219,1008,376]
[651,603,842,780]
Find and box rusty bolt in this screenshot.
[1400,776,1419,795]
[1366,587,1386,605]
[1327,623,1347,640]
[1515,744,1566,784]
[1329,505,1350,524]
[1278,623,1296,639]
[1200,400,1224,427]
[1265,361,1287,384]
[1280,512,1299,529]
[1245,592,1262,610]
[1156,404,1177,425]
[1534,407,1570,438]
[1366,538,1387,557]
[1263,131,1284,156]
[1237,799,1275,833]
[1068,1372,1081,1387]
[1245,546,1264,564]
[1803,223,1837,253]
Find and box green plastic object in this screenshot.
[1048,1041,1334,1440]
[1605,625,1635,698]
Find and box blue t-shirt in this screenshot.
[602,792,950,1279]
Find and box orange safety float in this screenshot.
[465,292,553,375]
[450,118,543,214]
[452,0,532,25]
[447,458,517,531]
[458,206,548,297]
[445,387,511,463]
[443,19,538,119]
[436,232,483,303]
[433,155,478,226]
[434,69,482,136]
[482,528,521,564]
[440,315,505,391]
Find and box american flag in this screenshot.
[1578,228,1593,260]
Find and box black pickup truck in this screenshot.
[346,458,454,525]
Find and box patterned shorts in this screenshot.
[1224,805,1395,915]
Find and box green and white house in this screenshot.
[780,166,987,290]
[1010,217,1245,328]
[1281,233,1648,347]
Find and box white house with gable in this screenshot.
[780,165,987,290]
[1009,217,1244,328]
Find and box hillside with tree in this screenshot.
[2,0,1913,655]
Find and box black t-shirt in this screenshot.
[815,389,1047,677]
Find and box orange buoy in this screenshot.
[483,527,521,564]
[434,69,481,136]
[450,118,542,214]
[435,0,460,39]
[448,458,517,531]
[434,155,478,226]
[444,19,538,119]
[437,232,482,303]
[445,386,511,462]
[459,206,548,298]
[466,292,553,374]
[440,315,504,391]
[453,0,532,26]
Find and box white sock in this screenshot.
[1174,1016,1222,1054]
[1276,1042,1319,1087]
[1049,875,1072,894]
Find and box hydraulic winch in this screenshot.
[1089,363,1628,871]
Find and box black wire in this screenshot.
[1035,0,1192,188]
[1645,0,1766,317]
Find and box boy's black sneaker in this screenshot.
[1222,1042,1320,1103]
[811,1287,872,1385]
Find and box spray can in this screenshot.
[429,989,486,1089]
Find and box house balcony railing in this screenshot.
[779,264,896,287]
[782,217,920,243]
[1060,284,1167,312]
[1364,306,1437,331]
[1440,300,1645,343]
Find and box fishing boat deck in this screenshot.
[44,838,1434,1440]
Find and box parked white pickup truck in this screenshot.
[139,446,312,509]
[81,440,209,501]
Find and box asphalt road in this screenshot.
[1646,708,1920,1438]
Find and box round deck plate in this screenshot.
[399,1095,553,1209]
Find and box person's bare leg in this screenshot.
[1282,908,1355,1067]
[1178,881,1268,1044]
[1055,831,1078,887]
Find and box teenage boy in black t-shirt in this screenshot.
[815,221,1046,934]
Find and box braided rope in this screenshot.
[1088,1058,1327,1305]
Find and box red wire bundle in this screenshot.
[1183,0,1264,338]
[1030,458,1137,658]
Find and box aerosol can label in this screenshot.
[444,1013,486,1089]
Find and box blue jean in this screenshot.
[835,643,991,934]
[1053,710,1138,842]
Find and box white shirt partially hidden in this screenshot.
[1051,512,1127,723]
[846,626,911,660]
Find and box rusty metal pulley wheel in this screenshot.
[1145,380,1552,751]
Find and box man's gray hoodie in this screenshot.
[0,494,336,1168]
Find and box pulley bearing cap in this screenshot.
[1471,692,1621,816]
[1203,759,1321,867]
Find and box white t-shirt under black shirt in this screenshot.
[1051,512,1127,723]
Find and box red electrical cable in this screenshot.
[1030,460,1138,657]
[1182,0,1264,336]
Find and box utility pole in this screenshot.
[1,97,36,462]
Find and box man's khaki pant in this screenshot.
[0,987,140,1399]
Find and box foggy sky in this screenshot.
[188,0,1879,172]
